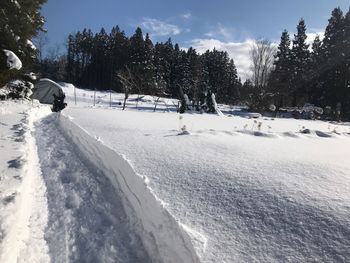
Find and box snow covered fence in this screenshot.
[58,114,200,263]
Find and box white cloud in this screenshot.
[141,18,181,37]
[306,32,324,46]
[189,38,255,81]
[204,24,236,41]
[182,13,192,21]
[188,31,324,81]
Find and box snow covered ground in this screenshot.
[0,97,199,261]
[1,84,350,262]
[60,85,350,262]
[0,101,49,262]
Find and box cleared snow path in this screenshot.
[34,113,151,262]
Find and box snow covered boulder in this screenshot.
[3,50,22,70]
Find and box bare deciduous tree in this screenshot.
[33,31,48,62]
[117,66,137,110]
[250,39,276,89]
[47,44,62,61]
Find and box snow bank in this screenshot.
[3,49,22,70]
[0,104,50,262]
[58,114,200,263]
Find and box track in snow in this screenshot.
[35,113,151,262]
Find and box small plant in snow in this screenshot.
[178,124,190,135]
[268,125,272,133]
[332,126,340,134]
[252,120,258,130]
[243,124,248,130]
[178,115,183,131]
[257,122,263,131]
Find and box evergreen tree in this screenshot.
[290,19,310,106]
[187,47,201,103]
[224,59,240,104]
[153,39,173,96]
[308,35,323,105]
[143,33,155,94]
[169,43,183,98]
[269,30,292,108]
[66,34,75,83]
[319,7,346,116]
[0,0,47,86]
[129,28,155,94]
[109,26,129,92]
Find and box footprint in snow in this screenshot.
[2,193,16,205]
[7,157,24,169]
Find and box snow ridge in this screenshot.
[58,114,200,263]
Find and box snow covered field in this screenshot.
[1,85,350,262]
[61,85,350,262]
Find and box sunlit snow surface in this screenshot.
[62,85,350,262]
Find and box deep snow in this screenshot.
[0,99,199,262]
[1,84,350,262]
[61,85,350,262]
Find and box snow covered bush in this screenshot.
[2,80,34,100]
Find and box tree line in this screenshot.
[266,7,350,119]
[63,6,350,119]
[65,26,242,110]
[2,2,349,120]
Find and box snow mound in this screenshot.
[237,129,278,138]
[299,129,335,138]
[282,131,300,138]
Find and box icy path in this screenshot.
[34,113,151,262]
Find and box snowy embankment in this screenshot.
[57,113,200,263]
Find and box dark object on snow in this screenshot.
[52,93,67,112]
[300,128,311,134]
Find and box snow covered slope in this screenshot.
[61,86,350,262]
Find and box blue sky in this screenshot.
[41,0,349,78]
